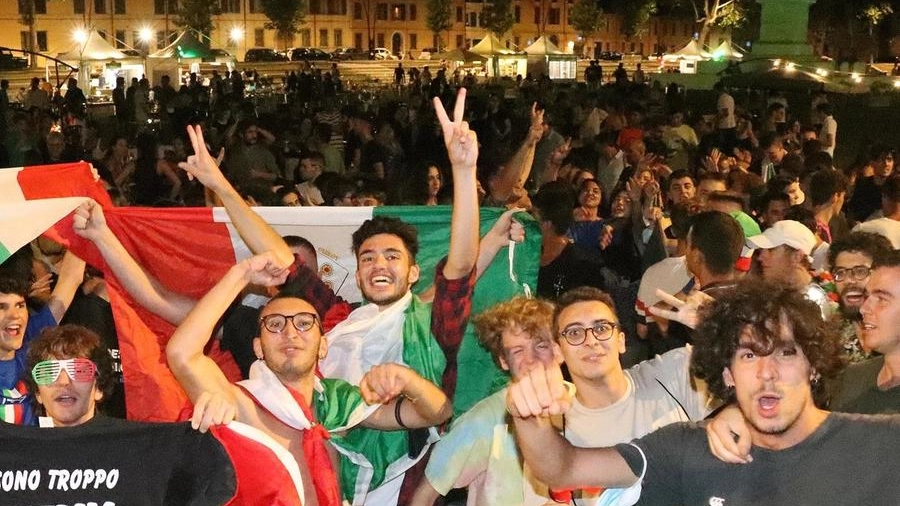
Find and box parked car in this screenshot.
[287,47,331,61]
[418,47,437,60]
[599,51,623,61]
[371,47,397,60]
[244,47,288,62]
[0,47,28,69]
[331,47,369,60]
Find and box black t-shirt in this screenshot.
[0,416,235,505]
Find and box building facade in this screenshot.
[0,0,697,61]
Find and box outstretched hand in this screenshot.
[72,199,109,242]
[647,289,714,329]
[359,363,416,405]
[434,88,478,170]
[178,125,230,191]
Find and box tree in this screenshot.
[859,2,893,62]
[426,0,453,51]
[619,0,657,39]
[483,0,516,37]
[174,0,221,43]
[570,0,606,39]
[686,0,750,46]
[260,0,307,50]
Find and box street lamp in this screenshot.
[73,28,88,44]
[230,27,244,44]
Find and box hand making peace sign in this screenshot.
[434,88,479,170]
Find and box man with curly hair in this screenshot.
[506,280,900,505]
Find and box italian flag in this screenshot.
[2,162,540,421]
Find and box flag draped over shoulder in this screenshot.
[3,162,540,422]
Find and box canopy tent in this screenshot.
[55,29,138,96]
[709,40,744,60]
[470,33,526,78]
[664,39,712,61]
[524,36,577,80]
[147,30,234,86]
[719,67,828,93]
[57,30,128,61]
[435,47,488,64]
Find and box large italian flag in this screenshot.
[1,162,540,421]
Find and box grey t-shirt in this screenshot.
[616,413,900,505]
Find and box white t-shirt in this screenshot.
[853,217,900,249]
[635,256,692,322]
[819,115,837,156]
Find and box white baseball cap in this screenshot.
[745,220,816,256]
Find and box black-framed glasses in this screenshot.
[832,265,871,283]
[259,312,319,333]
[559,321,617,346]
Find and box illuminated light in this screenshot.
[73,29,88,43]
[894,80,900,88]
[772,59,781,67]
[785,62,796,71]
[138,27,154,43]
[816,68,828,77]
[229,27,244,42]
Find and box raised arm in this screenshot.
[359,363,452,430]
[507,362,638,490]
[45,249,86,323]
[179,125,294,267]
[73,200,195,325]
[166,253,288,403]
[435,88,480,280]
[488,104,543,203]
[475,208,525,280]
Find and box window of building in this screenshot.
[548,7,560,24]
[391,4,406,20]
[533,7,541,24]
[468,12,477,26]
[514,6,520,22]
[377,33,385,47]
[74,0,85,14]
[410,33,417,49]
[156,31,167,49]
[376,3,388,20]
[319,29,328,47]
[301,29,311,46]
[353,2,363,19]
[310,0,321,14]
[254,28,265,47]
[154,0,178,15]
[456,6,463,22]
[114,0,125,14]
[335,29,343,47]
[20,0,47,14]
[410,4,416,20]
[456,35,463,48]
[355,32,363,49]
[36,31,47,52]
[94,0,106,15]
[220,0,240,13]
[115,30,126,48]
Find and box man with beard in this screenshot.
[507,279,900,505]
[831,250,900,413]
[224,118,280,188]
[826,232,892,363]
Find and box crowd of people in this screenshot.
[1,62,900,505]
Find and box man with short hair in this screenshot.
[808,169,848,244]
[666,170,696,207]
[853,174,900,248]
[746,220,832,317]
[224,119,280,188]
[826,232,893,363]
[695,172,726,204]
[762,135,803,179]
[756,191,791,229]
[816,102,837,157]
[507,279,900,505]
[296,151,326,205]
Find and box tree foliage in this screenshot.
[570,0,606,38]
[425,0,453,50]
[260,0,307,49]
[174,0,221,42]
[483,0,516,37]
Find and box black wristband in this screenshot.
[394,395,408,429]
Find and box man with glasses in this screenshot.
[826,232,893,362]
[166,253,452,506]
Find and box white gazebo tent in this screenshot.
[147,30,235,86]
[470,33,525,78]
[55,29,141,96]
[710,40,744,60]
[524,36,577,80]
[664,39,712,61]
